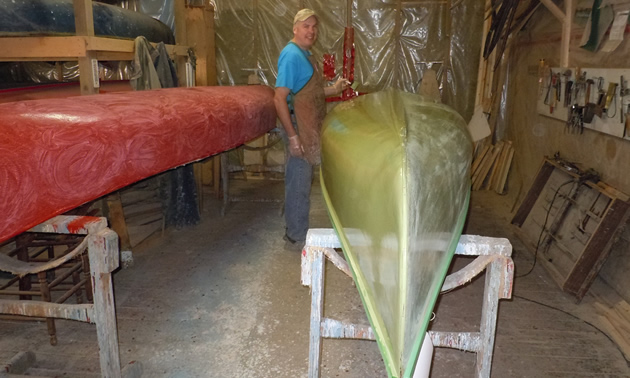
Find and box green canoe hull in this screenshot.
[320,89,472,377]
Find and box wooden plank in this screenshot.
[214,155,221,199]
[473,145,500,191]
[174,0,187,46]
[471,146,494,188]
[186,4,217,86]
[492,142,510,192]
[471,145,490,176]
[308,249,325,377]
[565,199,630,299]
[485,141,505,190]
[87,228,122,378]
[489,143,507,191]
[73,0,95,36]
[105,193,132,253]
[0,300,92,322]
[496,145,514,194]
[597,182,630,202]
[0,36,188,62]
[89,37,189,56]
[0,37,87,60]
[74,0,99,95]
[87,36,133,53]
[538,183,582,258]
[511,160,555,226]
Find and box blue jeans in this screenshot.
[283,132,313,242]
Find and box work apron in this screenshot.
[292,54,327,165]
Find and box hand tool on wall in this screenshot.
[621,76,627,123]
[567,103,584,134]
[573,70,585,106]
[562,69,572,107]
[595,77,605,117]
[538,59,546,97]
[544,68,552,104]
[565,80,573,107]
[604,82,618,116]
[550,73,558,113]
[583,78,596,123]
[556,75,562,102]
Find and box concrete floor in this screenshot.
[1,176,629,377]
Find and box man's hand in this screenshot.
[333,77,350,94]
[289,135,304,157]
[324,77,351,97]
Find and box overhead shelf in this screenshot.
[0,35,189,62]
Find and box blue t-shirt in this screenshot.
[276,42,314,102]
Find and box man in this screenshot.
[274,8,348,248]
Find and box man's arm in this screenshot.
[274,86,303,157]
[324,77,350,97]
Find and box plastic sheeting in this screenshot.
[213,0,484,121]
[2,61,132,84]
[320,89,472,376]
[131,0,176,36]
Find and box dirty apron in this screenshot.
[292,54,327,165]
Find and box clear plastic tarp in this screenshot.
[213,0,484,121]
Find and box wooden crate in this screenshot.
[512,158,630,301]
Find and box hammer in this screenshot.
[585,78,594,105]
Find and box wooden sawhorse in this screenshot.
[300,229,514,378]
[0,215,140,378]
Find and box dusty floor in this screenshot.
[0,176,629,377]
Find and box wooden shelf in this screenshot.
[0,0,201,95]
[0,36,189,62]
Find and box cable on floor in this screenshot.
[516,178,575,278]
[514,294,630,365]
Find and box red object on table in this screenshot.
[0,85,277,243]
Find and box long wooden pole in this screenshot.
[561,0,574,67]
[74,0,99,95]
[539,0,573,67]
[475,0,493,107]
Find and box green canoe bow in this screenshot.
[320,89,472,377]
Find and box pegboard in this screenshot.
[536,67,630,140]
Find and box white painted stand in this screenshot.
[300,228,514,378]
[0,215,142,378]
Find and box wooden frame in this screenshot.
[512,158,630,301]
[0,216,139,377]
[300,228,514,378]
[0,36,189,62]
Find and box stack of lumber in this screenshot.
[471,140,514,193]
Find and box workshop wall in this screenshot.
[504,3,630,301]
[212,0,484,121]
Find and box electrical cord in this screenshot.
[516,178,576,278]
[514,294,630,366]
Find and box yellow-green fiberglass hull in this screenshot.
[320,89,472,377]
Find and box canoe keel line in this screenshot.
[320,89,472,377]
